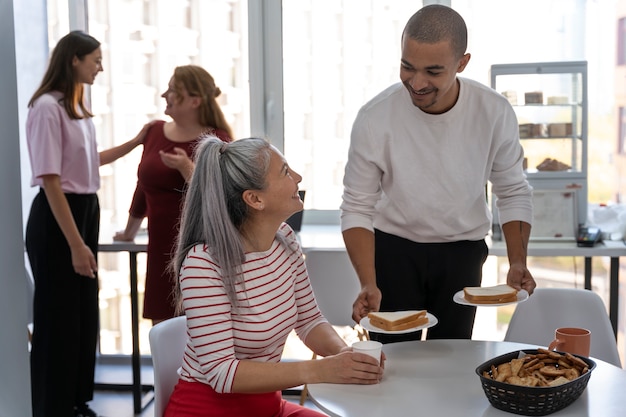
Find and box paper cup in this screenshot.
[352,340,382,362]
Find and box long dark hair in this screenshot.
[28,31,100,119]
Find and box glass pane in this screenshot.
[46,0,70,43]
[493,71,585,174]
[282,1,422,210]
[282,0,613,210]
[87,0,250,355]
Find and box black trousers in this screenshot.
[370,229,488,344]
[26,190,100,417]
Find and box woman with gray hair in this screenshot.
[165,137,384,417]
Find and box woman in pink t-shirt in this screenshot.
[25,31,149,417]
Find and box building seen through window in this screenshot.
[38,0,624,356]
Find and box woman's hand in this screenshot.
[159,147,194,181]
[134,120,159,145]
[316,350,385,385]
[70,243,98,279]
[113,230,134,242]
[159,147,191,169]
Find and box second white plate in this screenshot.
[453,289,529,307]
[360,312,438,334]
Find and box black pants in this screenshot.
[370,229,488,344]
[26,190,100,417]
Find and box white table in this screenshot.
[299,225,626,336]
[306,340,626,417]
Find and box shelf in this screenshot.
[513,103,580,108]
[524,170,586,179]
[520,136,582,140]
[490,60,588,227]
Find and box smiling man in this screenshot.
[340,4,536,344]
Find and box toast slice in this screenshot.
[463,284,518,304]
[367,310,428,331]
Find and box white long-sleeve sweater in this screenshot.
[341,77,533,243]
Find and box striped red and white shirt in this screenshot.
[178,223,327,393]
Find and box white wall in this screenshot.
[0,0,47,415]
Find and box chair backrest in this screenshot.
[285,190,306,231]
[304,248,360,327]
[504,288,621,367]
[148,316,187,417]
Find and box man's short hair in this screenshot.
[403,5,468,59]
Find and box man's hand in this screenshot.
[507,262,536,295]
[352,285,382,323]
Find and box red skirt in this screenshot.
[164,379,326,417]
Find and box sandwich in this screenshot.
[463,284,518,304]
[367,310,428,331]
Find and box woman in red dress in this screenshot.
[114,65,233,324]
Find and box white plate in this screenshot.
[453,289,529,307]
[359,312,438,335]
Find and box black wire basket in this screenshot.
[476,349,596,416]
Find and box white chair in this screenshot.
[304,248,363,329]
[504,287,622,367]
[148,315,187,417]
[299,248,365,404]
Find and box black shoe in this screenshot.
[74,404,98,417]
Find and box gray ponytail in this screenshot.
[172,137,273,311]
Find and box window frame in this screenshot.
[249,0,341,225]
[67,0,449,225]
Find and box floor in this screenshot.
[91,361,156,417]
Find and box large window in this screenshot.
[38,0,622,355]
[42,0,252,355]
[282,1,421,210]
[280,0,616,209]
[49,0,617,218]
[84,0,251,354]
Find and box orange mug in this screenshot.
[548,327,591,357]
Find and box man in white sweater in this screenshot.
[341,4,536,343]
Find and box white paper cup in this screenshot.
[352,340,382,362]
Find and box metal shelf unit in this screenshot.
[490,61,588,239]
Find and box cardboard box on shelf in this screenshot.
[524,91,543,104]
[519,123,547,138]
[547,96,569,105]
[501,90,517,105]
[548,123,573,137]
